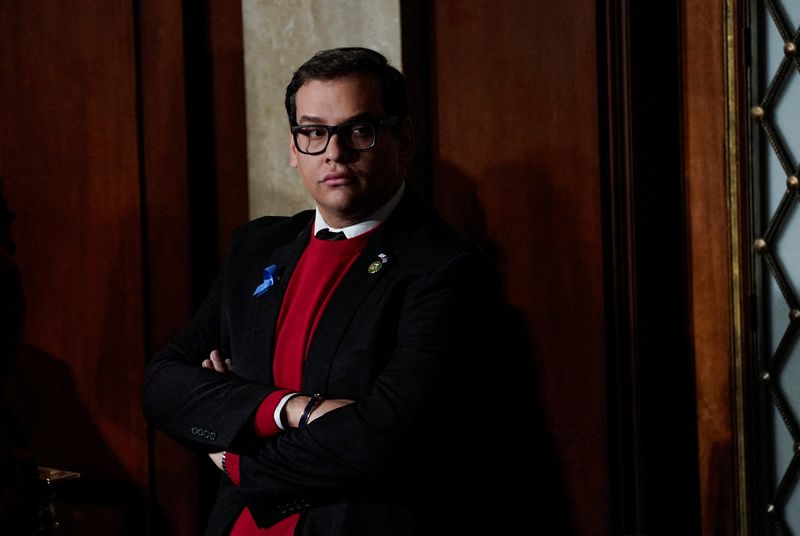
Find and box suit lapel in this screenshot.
[302,192,423,390]
[302,234,394,389]
[251,190,428,390]
[253,223,311,372]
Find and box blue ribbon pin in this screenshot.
[253,264,278,297]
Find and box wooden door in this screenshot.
[0,1,150,532]
[426,3,609,534]
[0,1,247,533]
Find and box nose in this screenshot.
[325,133,346,161]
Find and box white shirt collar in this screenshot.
[314,181,405,239]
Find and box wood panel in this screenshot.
[136,1,199,534]
[682,0,741,534]
[0,1,148,532]
[430,3,608,535]
[207,0,250,257]
[603,2,702,533]
[0,1,250,533]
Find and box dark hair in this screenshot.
[285,47,408,125]
[0,179,15,254]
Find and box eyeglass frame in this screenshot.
[290,116,400,155]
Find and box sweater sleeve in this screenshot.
[227,452,241,485]
[253,390,295,437]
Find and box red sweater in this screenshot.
[227,229,373,535]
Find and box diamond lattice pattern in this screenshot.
[754,1,800,534]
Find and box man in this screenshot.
[142,47,540,535]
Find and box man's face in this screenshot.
[289,75,413,228]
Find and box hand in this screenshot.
[283,396,354,428]
[202,350,232,374]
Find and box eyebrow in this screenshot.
[297,112,376,125]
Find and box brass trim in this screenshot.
[724,0,749,533]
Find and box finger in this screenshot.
[224,358,233,371]
[201,359,213,369]
[208,350,227,373]
[210,356,226,373]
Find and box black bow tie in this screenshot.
[315,228,346,241]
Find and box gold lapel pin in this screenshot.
[368,253,389,274]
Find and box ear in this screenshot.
[289,131,299,168]
[398,117,415,166]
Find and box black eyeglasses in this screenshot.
[290,116,399,155]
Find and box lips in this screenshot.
[322,171,354,186]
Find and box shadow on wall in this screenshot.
[426,160,576,534]
[8,344,156,534]
[0,182,170,535]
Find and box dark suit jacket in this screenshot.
[142,190,538,535]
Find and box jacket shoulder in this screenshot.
[227,210,313,254]
[386,192,488,267]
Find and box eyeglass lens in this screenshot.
[294,122,376,154]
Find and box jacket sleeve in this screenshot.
[140,267,279,453]
[141,216,304,452]
[236,249,503,525]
